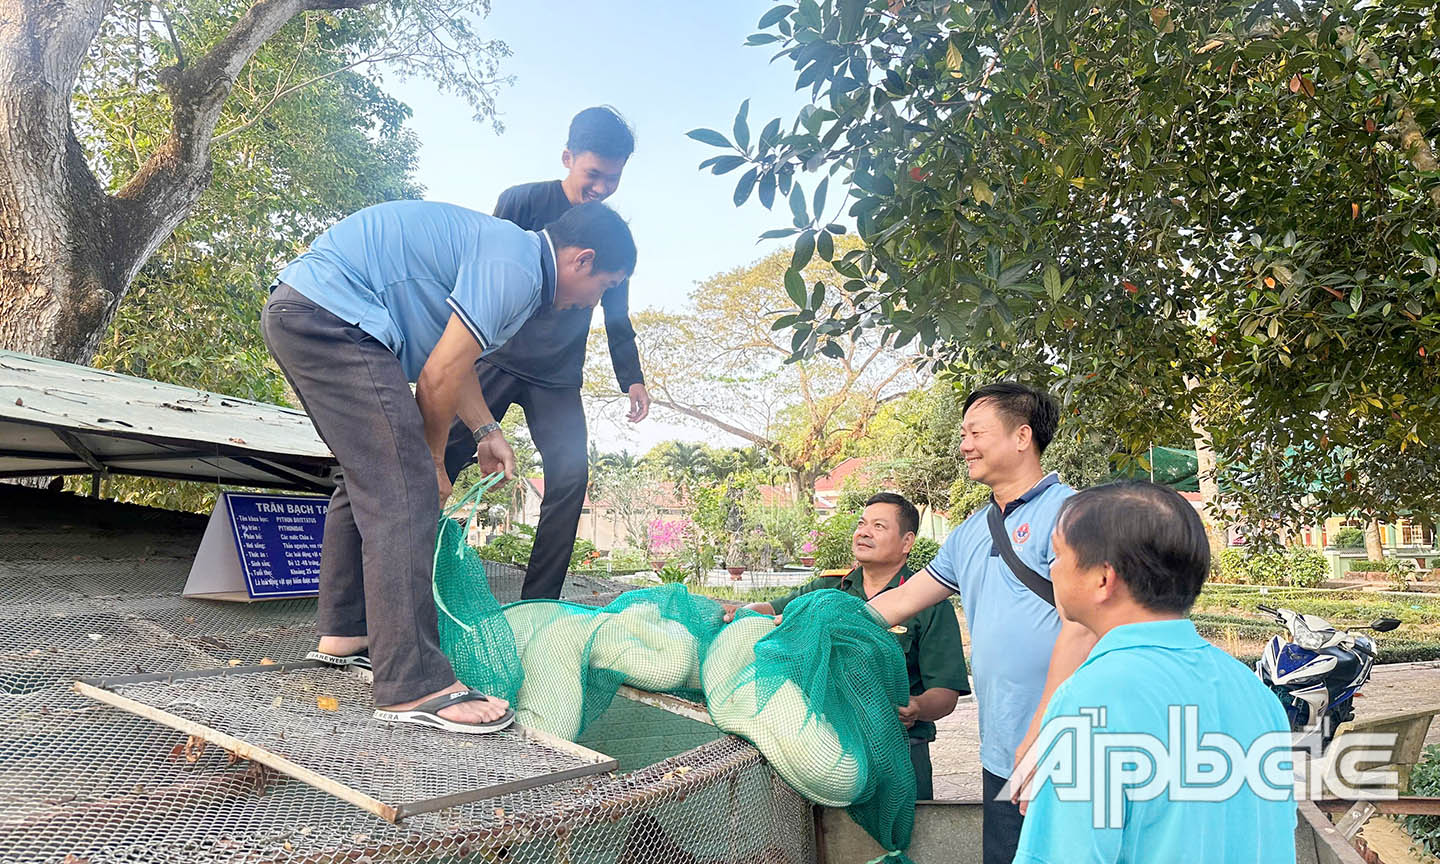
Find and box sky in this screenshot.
[389,0,814,454]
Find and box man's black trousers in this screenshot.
[442,363,587,600]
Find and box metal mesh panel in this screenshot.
[85,664,618,820]
[5,556,194,598]
[0,498,814,864]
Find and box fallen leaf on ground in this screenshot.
[227,659,242,667]
[259,657,276,665]
[183,735,207,763]
[316,696,339,711]
[228,437,247,445]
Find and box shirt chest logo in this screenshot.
[1013,522,1031,544]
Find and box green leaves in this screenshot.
[758,4,795,29]
[792,229,816,270]
[1043,264,1062,301]
[784,268,808,307]
[704,0,1440,530]
[734,168,759,206]
[733,99,751,152]
[686,128,732,148]
[699,154,746,174]
[789,181,808,227]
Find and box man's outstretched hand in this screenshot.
[627,383,651,423]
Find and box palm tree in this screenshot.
[600,449,641,473]
[655,442,711,496]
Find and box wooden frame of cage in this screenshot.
[74,660,619,823]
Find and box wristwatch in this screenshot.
[471,422,502,443]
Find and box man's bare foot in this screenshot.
[381,681,510,725]
[316,635,368,656]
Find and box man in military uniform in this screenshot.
[727,492,969,797]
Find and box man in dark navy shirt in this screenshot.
[443,106,648,600]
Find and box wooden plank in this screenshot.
[77,674,620,825]
[513,723,620,766]
[616,686,715,726]
[1297,801,1370,864]
[74,680,401,823]
[85,659,323,688]
[1316,797,1440,816]
[394,762,618,820]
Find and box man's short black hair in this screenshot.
[963,381,1060,454]
[864,492,919,537]
[544,202,637,275]
[567,106,634,160]
[1056,481,1210,614]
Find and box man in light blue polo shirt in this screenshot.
[1013,481,1295,863]
[869,382,1099,864]
[261,200,635,735]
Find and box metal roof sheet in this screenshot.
[0,349,335,491]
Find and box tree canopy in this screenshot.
[588,239,928,500]
[692,0,1440,532]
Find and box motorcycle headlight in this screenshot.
[1291,620,1328,650]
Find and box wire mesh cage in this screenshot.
[0,490,817,864]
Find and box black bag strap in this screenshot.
[986,503,1056,607]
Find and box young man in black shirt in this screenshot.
[443,106,649,600]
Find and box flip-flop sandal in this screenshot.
[373,690,515,734]
[306,649,372,671]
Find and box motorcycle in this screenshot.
[1254,604,1401,747]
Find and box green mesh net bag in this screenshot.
[431,474,524,703]
[432,477,917,858]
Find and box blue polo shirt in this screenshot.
[924,472,1073,778]
[1014,619,1296,864]
[276,200,556,381]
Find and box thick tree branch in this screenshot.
[651,396,777,451]
[213,26,439,143]
[113,0,382,264]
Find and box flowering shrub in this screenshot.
[647,517,688,560]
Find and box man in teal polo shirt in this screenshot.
[727,492,970,798]
[867,382,1099,864]
[1013,480,1295,863]
[262,199,636,734]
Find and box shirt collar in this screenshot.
[1084,619,1208,666]
[839,564,911,595]
[992,471,1061,516]
[538,229,558,307]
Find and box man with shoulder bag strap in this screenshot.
[866,382,1099,864]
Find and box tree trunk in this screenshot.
[1185,382,1225,570]
[0,0,370,364]
[0,1,132,363]
[1364,519,1385,562]
[790,468,819,508]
